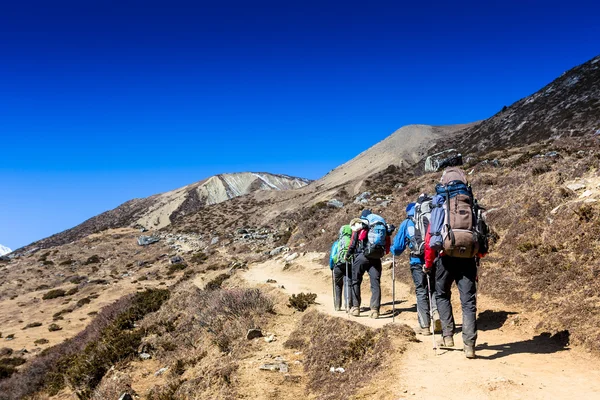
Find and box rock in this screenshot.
[264,334,276,343]
[246,328,263,340]
[566,183,586,191]
[170,255,183,264]
[154,367,169,376]
[327,199,344,209]
[329,366,345,373]
[137,236,160,246]
[210,237,219,245]
[266,279,277,283]
[284,253,299,262]
[354,191,372,204]
[269,246,289,256]
[259,363,281,371]
[139,352,151,360]
[118,394,134,400]
[278,285,285,289]
[279,363,289,373]
[580,190,593,198]
[379,200,391,208]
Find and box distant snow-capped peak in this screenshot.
[0,244,12,256]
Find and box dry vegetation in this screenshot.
[283,310,416,399]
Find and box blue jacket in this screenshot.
[391,204,423,265]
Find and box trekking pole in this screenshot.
[331,269,336,311]
[344,260,350,313]
[392,256,396,322]
[426,273,438,355]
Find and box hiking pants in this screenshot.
[435,256,478,346]
[333,262,354,309]
[410,262,438,329]
[351,253,382,311]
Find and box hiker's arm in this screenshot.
[391,220,408,256]
[347,231,359,257]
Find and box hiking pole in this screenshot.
[392,256,396,323]
[331,269,336,311]
[344,260,350,313]
[426,272,438,355]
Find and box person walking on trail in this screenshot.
[347,210,391,319]
[329,224,354,311]
[424,167,489,359]
[391,200,441,336]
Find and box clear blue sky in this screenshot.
[1,0,599,250]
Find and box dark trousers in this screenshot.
[410,263,438,329]
[435,256,478,346]
[333,262,353,309]
[351,254,382,311]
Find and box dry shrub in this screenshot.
[42,289,66,300]
[288,292,317,311]
[0,289,169,400]
[91,370,136,400]
[283,310,415,399]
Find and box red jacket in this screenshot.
[424,225,438,268]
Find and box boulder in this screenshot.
[566,183,586,191]
[327,199,344,209]
[137,236,159,246]
[269,246,289,256]
[354,191,372,204]
[118,394,134,400]
[284,253,299,262]
[170,255,184,264]
[246,328,263,340]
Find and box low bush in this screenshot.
[48,324,62,332]
[190,252,208,264]
[42,289,66,300]
[167,263,187,275]
[288,293,317,312]
[204,273,230,290]
[83,255,102,265]
[66,287,79,296]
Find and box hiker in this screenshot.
[391,199,441,335]
[424,167,489,359]
[329,224,354,311]
[347,210,391,319]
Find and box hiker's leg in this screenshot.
[368,259,382,311]
[345,262,355,308]
[351,255,366,308]
[429,263,438,313]
[435,257,456,337]
[456,258,478,347]
[410,263,430,328]
[333,265,344,310]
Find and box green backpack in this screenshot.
[333,225,352,265]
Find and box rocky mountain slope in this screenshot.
[314,123,473,191]
[18,172,310,251]
[0,244,11,256]
[449,54,600,153]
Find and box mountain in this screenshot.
[0,244,11,256]
[450,54,600,153]
[21,172,310,250]
[313,123,474,191]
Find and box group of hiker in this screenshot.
[329,167,489,359]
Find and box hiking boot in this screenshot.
[350,307,360,317]
[415,326,432,336]
[442,335,455,347]
[369,310,379,319]
[432,311,442,334]
[464,345,476,359]
[335,306,342,312]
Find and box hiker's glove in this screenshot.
[422,265,432,275]
[387,224,396,234]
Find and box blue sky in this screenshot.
[1,0,599,250]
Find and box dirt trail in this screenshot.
[242,253,600,400]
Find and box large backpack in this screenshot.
[363,214,387,259]
[435,167,481,258]
[333,225,352,264]
[409,195,433,257]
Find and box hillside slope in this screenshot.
[314,123,473,192]
[18,172,310,251]
[451,54,600,153]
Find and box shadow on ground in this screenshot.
[477,330,570,360]
[477,309,518,331]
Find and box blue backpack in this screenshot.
[364,214,387,259]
